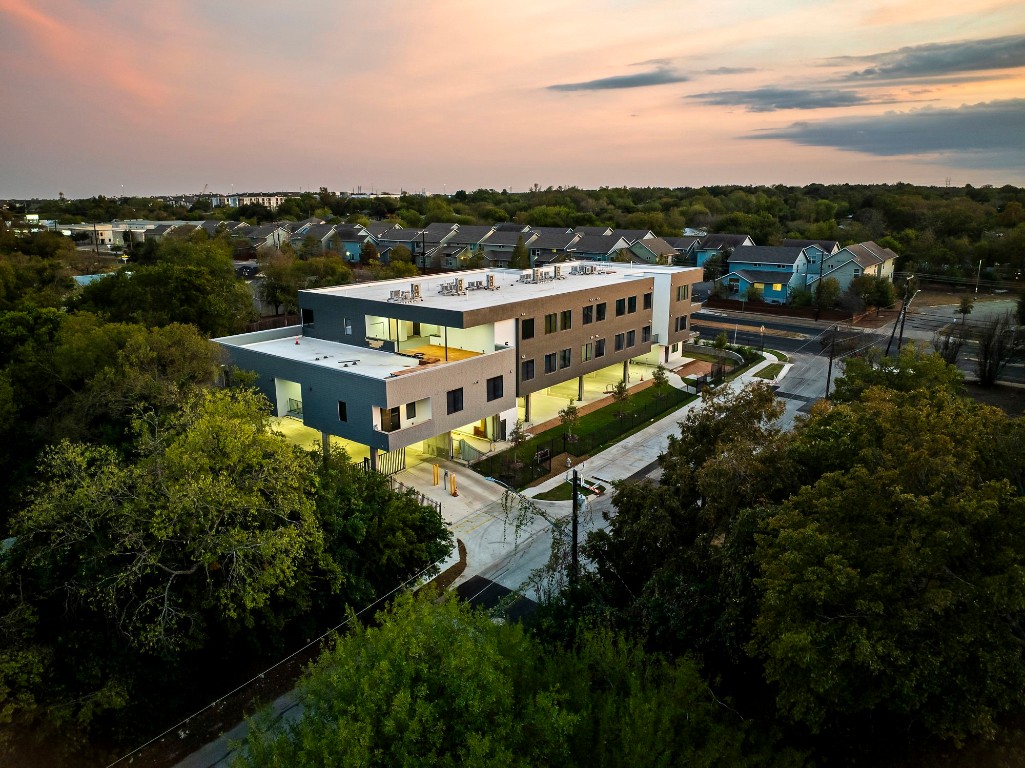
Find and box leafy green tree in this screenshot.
[831,345,963,403]
[559,399,580,442]
[239,594,780,768]
[75,240,254,336]
[959,295,975,323]
[359,239,379,265]
[237,592,577,768]
[510,235,529,269]
[752,388,1025,744]
[315,448,452,604]
[651,363,669,400]
[814,276,841,311]
[611,379,629,420]
[16,388,321,653]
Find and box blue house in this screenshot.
[715,245,811,304]
[694,233,755,268]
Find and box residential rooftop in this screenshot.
[303,262,699,313]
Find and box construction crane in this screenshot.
[201,183,209,195]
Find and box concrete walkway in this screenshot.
[522,353,783,497]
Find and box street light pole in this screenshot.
[975,260,982,295]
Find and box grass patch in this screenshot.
[756,363,785,379]
[534,481,604,501]
[767,350,789,362]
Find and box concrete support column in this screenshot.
[321,431,331,461]
[369,447,378,472]
[577,375,584,401]
[524,393,531,422]
[622,360,629,383]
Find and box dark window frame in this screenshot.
[447,388,464,414]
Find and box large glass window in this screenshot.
[615,298,626,316]
[626,330,636,348]
[643,292,653,310]
[615,333,625,352]
[521,359,535,381]
[581,342,593,362]
[544,353,557,373]
[559,348,571,369]
[642,325,651,343]
[560,309,572,331]
[582,305,593,324]
[676,284,690,301]
[337,401,347,421]
[522,318,535,339]
[596,302,607,321]
[544,313,557,334]
[627,295,637,314]
[595,339,606,357]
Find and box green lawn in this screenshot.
[756,363,785,379]
[534,480,605,501]
[768,350,789,362]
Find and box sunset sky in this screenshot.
[1,0,1023,199]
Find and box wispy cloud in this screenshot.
[687,87,882,112]
[702,67,757,75]
[750,98,1025,168]
[548,66,688,91]
[834,34,1025,81]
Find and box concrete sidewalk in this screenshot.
[522,354,780,497]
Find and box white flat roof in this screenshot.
[230,335,423,381]
[303,263,700,313]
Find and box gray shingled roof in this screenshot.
[782,238,840,253]
[700,233,753,249]
[729,245,805,265]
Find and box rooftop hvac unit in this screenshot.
[411,282,421,300]
[486,273,495,290]
[554,265,562,279]
[532,267,540,283]
[456,278,464,293]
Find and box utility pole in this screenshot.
[896,290,920,353]
[975,260,982,295]
[885,275,914,357]
[825,325,837,399]
[570,469,579,586]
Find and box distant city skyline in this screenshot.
[1,0,1023,199]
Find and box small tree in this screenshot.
[651,364,669,401]
[359,240,379,266]
[959,295,975,325]
[713,331,729,350]
[558,400,579,442]
[746,284,762,303]
[510,236,529,270]
[508,419,529,468]
[974,311,1015,387]
[611,380,630,420]
[815,277,841,311]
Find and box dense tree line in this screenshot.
[0,231,451,761]
[9,180,1025,281]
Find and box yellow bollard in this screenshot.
[451,473,458,497]
[433,463,439,486]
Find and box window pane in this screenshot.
[596,339,606,357]
[522,318,534,339]
[596,303,607,321]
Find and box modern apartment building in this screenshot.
[215,262,702,470]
